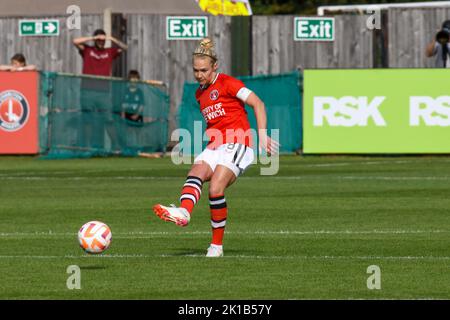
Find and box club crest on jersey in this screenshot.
[210,89,219,101]
[0,90,29,132]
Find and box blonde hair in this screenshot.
[193,38,218,63]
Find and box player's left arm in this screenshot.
[107,36,128,51]
[244,92,280,155]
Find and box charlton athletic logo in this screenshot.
[0,90,29,132]
[210,89,219,101]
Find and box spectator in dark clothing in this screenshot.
[426,21,450,68]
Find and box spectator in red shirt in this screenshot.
[73,29,127,76]
[72,29,128,150]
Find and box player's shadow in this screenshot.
[170,248,206,256]
[80,265,108,270]
[169,248,262,257]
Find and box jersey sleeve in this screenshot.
[110,47,121,59]
[78,45,89,57]
[226,77,252,103]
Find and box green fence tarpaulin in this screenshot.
[178,71,302,154]
[39,72,169,158]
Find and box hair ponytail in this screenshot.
[193,38,218,63]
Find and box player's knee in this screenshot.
[189,163,212,181]
[209,183,226,196]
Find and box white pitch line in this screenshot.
[301,160,412,167]
[267,176,450,181]
[341,176,450,181]
[309,159,450,166]
[0,176,180,180]
[0,158,445,177]
[0,230,448,238]
[2,175,450,181]
[2,158,450,179]
[176,254,450,261]
[0,254,450,261]
[0,161,395,177]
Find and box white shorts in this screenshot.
[194,143,255,177]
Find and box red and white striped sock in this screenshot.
[209,194,227,246]
[179,176,203,214]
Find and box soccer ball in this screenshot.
[78,221,112,254]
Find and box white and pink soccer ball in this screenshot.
[78,221,112,254]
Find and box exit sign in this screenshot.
[166,16,208,40]
[294,17,334,41]
[19,20,59,36]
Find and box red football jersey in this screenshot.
[195,73,253,149]
[80,46,121,76]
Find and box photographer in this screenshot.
[426,20,450,68]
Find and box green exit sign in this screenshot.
[19,20,59,36]
[294,17,334,41]
[166,16,208,40]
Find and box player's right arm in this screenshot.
[73,36,95,51]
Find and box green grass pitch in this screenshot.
[1,155,450,299]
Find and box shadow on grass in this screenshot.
[169,248,205,256]
[168,247,263,257]
[80,265,108,270]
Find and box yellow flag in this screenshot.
[197,0,252,16]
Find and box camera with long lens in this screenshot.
[437,20,450,44]
[436,29,450,44]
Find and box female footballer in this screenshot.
[153,38,278,257]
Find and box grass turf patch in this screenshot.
[1,155,450,299]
